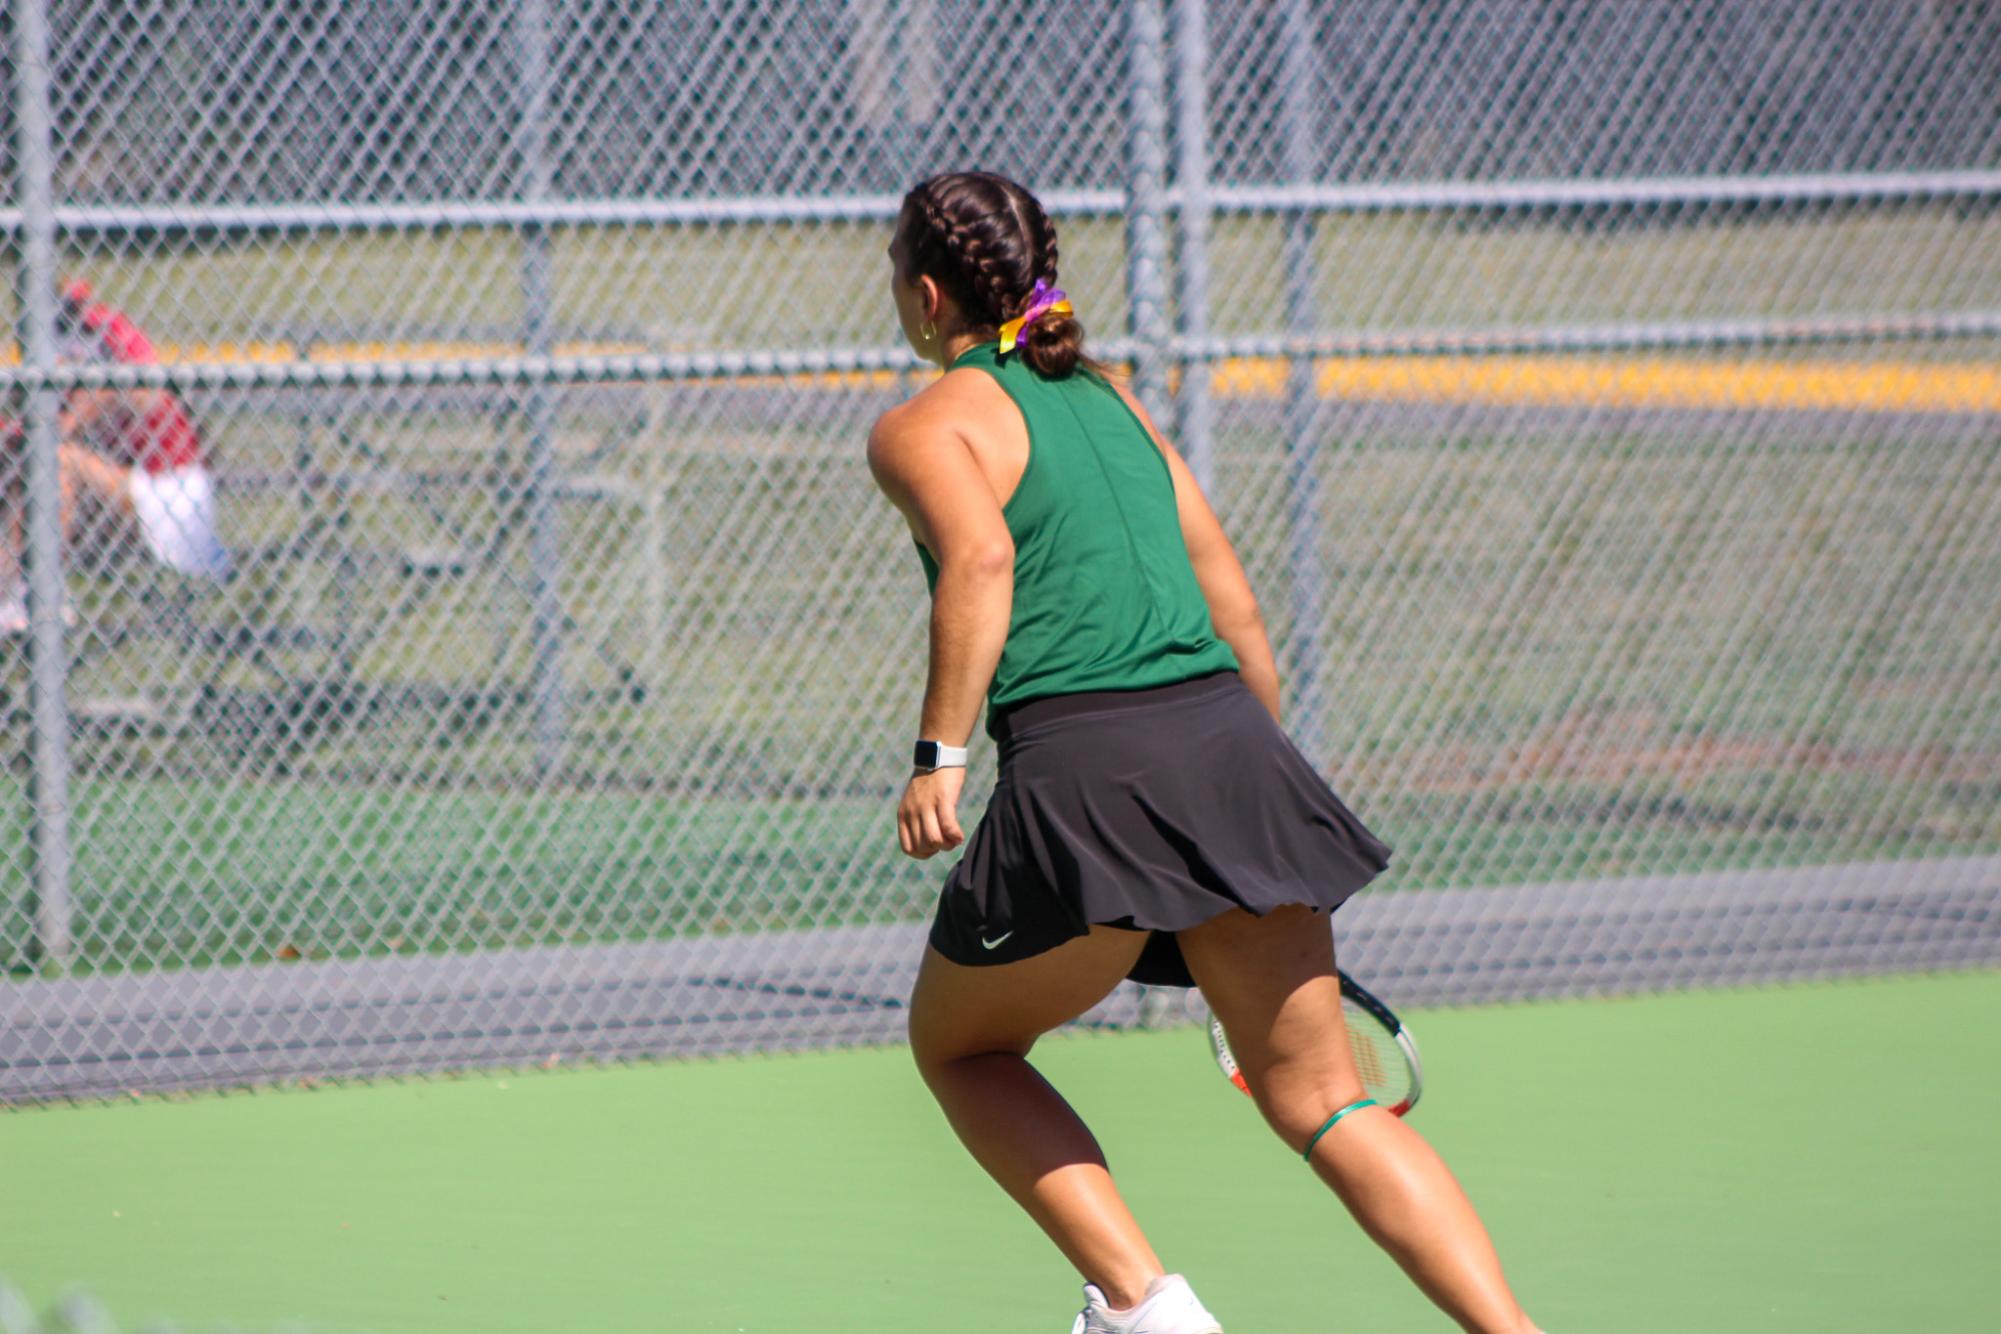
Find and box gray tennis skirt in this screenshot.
[929,670,1392,987]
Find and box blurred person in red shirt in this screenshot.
[57,278,230,578]
[3,278,231,633]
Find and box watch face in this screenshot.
[913,741,939,769]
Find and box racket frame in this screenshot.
[1207,968,1423,1117]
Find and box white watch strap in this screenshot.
[915,740,969,769]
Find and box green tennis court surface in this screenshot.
[5,970,1997,1333]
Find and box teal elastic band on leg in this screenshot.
[1302,1097,1377,1161]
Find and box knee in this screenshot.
[1254,1069,1371,1153]
[904,1003,962,1087]
[906,1008,949,1083]
[905,1006,1030,1089]
[907,1035,982,1095]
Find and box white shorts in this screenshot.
[126,465,231,579]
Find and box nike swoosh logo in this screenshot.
[980,931,1014,950]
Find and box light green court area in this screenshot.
[5,969,1998,1332]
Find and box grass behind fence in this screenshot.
[22,205,2001,353]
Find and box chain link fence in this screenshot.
[5,0,1999,1100]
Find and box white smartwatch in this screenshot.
[912,740,969,772]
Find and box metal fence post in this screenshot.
[1172,0,1214,492]
[10,0,73,966]
[1120,0,1186,1033]
[1280,0,1326,758]
[1123,0,1174,428]
[518,0,565,775]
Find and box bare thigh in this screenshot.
[1177,904,1366,1148]
[907,926,1150,1064]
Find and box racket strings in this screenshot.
[1342,1000,1412,1105]
[1347,1022,1390,1087]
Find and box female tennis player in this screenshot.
[870,172,1543,1334]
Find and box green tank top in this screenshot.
[917,341,1238,736]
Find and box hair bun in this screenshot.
[1021,308,1084,379]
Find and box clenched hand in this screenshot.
[898,767,966,859]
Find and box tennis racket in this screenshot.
[1208,969,1423,1117]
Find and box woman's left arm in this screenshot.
[867,403,1016,859]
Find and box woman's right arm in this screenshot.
[1111,384,1283,722]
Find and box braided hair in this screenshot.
[896,171,1091,379]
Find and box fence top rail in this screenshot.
[5,312,1997,393]
[4,170,1997,237]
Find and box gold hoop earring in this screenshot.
[919,320,938,344]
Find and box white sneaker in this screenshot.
[1070,1274,1223,1334]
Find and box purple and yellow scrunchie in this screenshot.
[997,279,1073,357]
